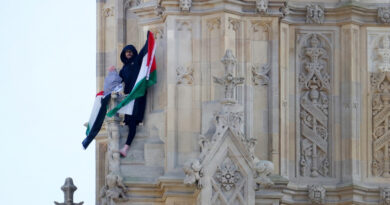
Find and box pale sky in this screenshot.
[0,1,96,204]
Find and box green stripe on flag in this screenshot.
[86,124,91,136]
[106,70,156,117]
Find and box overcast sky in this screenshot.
[0,1,96,204]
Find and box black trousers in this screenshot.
[126,119,137,145]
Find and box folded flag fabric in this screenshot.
[106,31,157,117]
[82,70,123,149]
[104,70,123,97]
[82,92,111,149]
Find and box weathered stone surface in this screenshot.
[95,0,390,204]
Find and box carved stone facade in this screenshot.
[96,0,390,204]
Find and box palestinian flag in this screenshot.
[82,91,111,149]
[107,31,157,117]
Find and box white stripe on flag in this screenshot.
[117,54,149,115]
[88,95,103,131]
[146,41,156,80]
[117,99,135,115]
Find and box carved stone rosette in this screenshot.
[308,184,326,204]
[214,157,242,192]
[306,4,325,24]
[176,65,194,84]
[381,187,390,205]
[299,34,330,177]
[371,71,390,178]
[378,8,390,24]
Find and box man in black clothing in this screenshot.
[114,45,147,157]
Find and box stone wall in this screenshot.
[96,0,390,204]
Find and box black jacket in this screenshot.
[119,45,147,124]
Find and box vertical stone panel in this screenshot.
[280,22,290,177]
[293,27,340,180]
[204,16,223,101]
[297,33,331,177]
[245,19,272,161]
[368,28,390,179]
[175,19,198,166]
[340,24,361,181]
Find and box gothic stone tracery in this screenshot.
[371,35,390,178]
[371,71,390,178]
[299,34,330,177]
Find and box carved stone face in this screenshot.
[256,0,268,13]
[180,0,191,11]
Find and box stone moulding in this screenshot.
[128,1,385,25]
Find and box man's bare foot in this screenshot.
[120,144,129,157]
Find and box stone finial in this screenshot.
[214,50,244,102]
[308,184,326,204]
[256,0,268,14]
[54,178,84,205]
[381,187,390,205]
[378,8,390,24]
[180,0,192,12]
[220,49,237,74]
[306,4,324,24]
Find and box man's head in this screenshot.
[125,50,133,59]
[120,45,138,64]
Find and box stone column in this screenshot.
[99,93,127,205]
[340,24,361,182]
